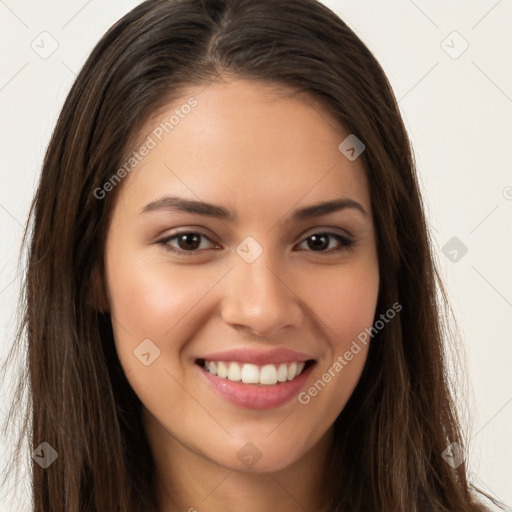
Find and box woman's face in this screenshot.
[103,79,379,473]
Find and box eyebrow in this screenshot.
[139,196,367,221]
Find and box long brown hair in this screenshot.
[1,0,503,510]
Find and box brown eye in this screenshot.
[158,231,217,254]
[297,232,354,253]
[306,234,330,251]
[175,233,201,251]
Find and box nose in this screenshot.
[220,251,304,338]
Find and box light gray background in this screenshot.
[1,1,511,510]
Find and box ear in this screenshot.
[88,263,110,313]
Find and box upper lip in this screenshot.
[197,347,315,366]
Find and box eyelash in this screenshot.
[157,230,355,256]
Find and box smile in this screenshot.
[200,359,311,385]
[195,356,316,409]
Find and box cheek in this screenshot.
[104,252,215,411]
[305,260,379,352]
[295,256,379,409]
[104,245,228,364]
[107,259,190,335]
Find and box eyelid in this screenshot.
[299,226,354,240]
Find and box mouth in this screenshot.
[196,358,315,385]
[194,357,317,409]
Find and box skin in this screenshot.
[102,79,380,512]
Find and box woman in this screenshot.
[1,0,504,510]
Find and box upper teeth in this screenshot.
[204,360,307,385]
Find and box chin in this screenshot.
[205,434,317,474]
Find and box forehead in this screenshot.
[115,79,371,219]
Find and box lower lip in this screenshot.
[197,363,315,410]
